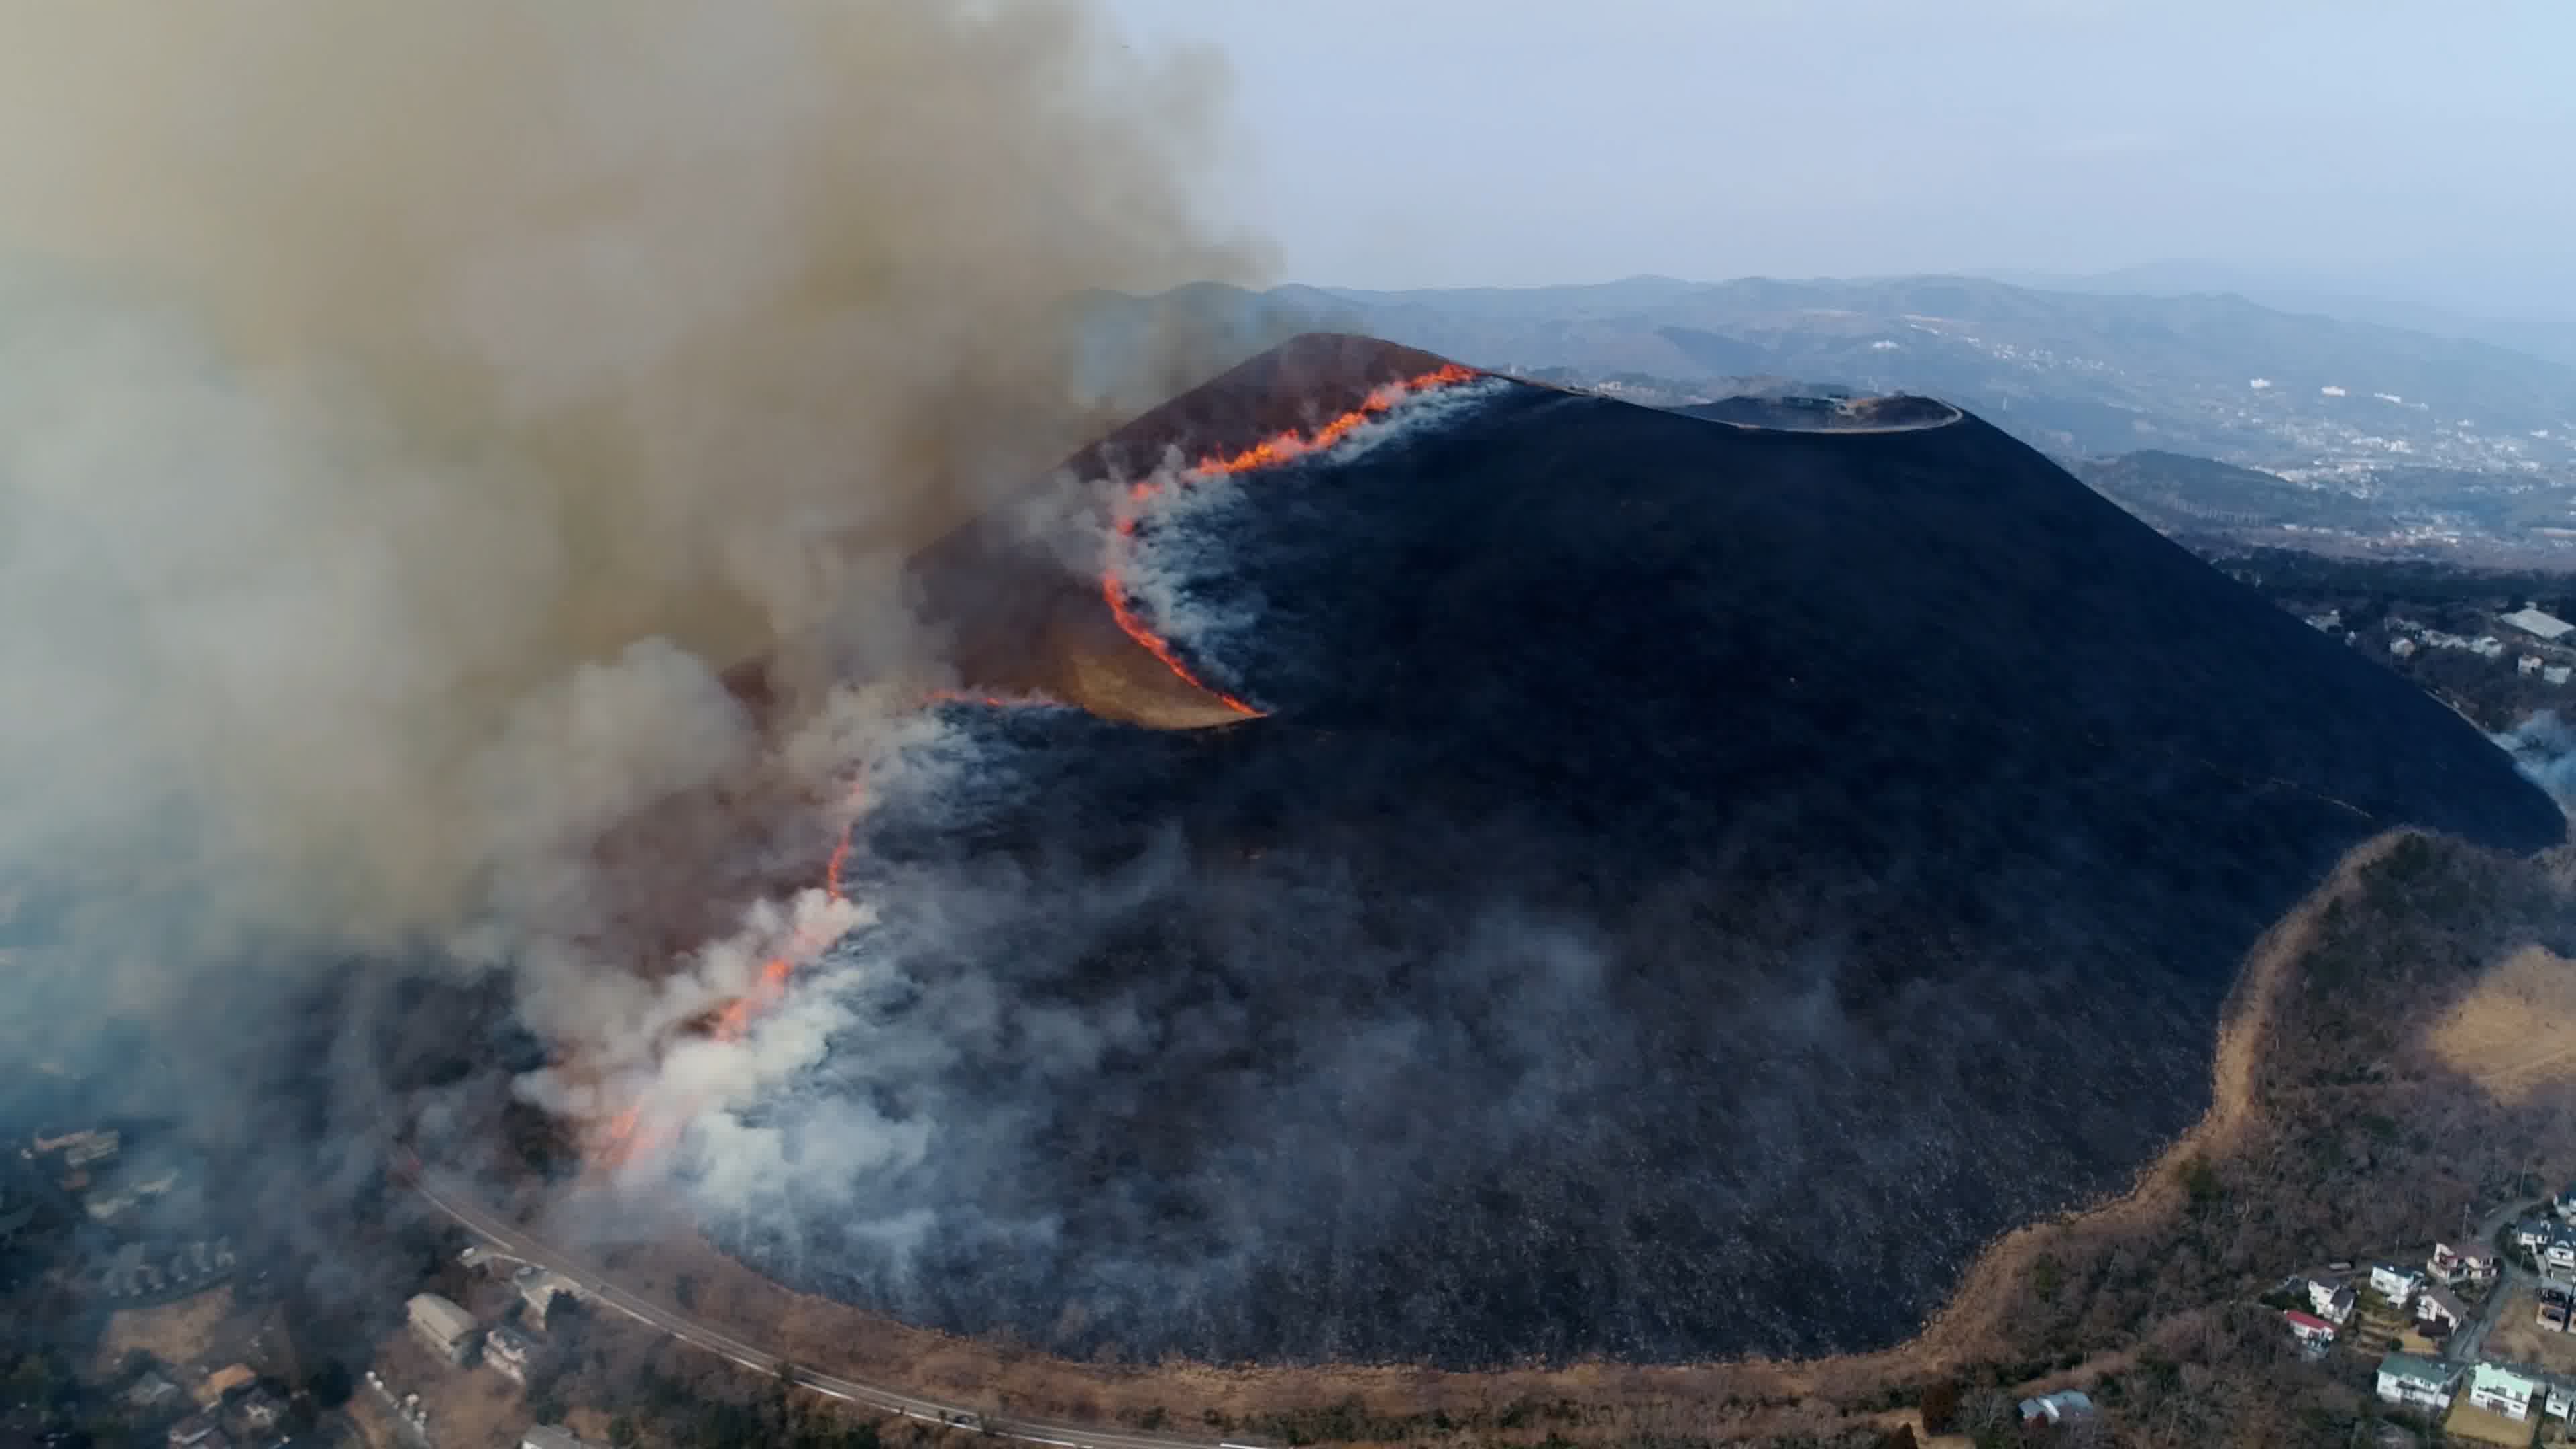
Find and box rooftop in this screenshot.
[2506,607,2576,641]
[2474,1361,2540,1397]
[2377,1352,2455,1387]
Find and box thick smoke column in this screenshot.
[0,1,1260,1164]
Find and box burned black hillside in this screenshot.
[710,339,2561,1369]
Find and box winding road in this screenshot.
[401,1164,1258,1449]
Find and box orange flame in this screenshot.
[1102,362,1481,713]
[596,365,1482,1173]
[594,775,871,1174]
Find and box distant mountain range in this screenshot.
[1979,260,2576,370]
[1083,276,2576,475]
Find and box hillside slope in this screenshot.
[714,337,2561,1369]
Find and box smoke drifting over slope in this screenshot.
[0,1,1261,1177]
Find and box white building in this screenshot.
[2016,1391,2094,1426]
[2308,1277,2356,1324]
[2504,606,2576,641]
[513,1264,580,1325]
[2416,1284,2471,1331]
[2471,1362,2541,1421]
[2431,1241,2501,1285]
[2284,1309,2339,1347]
[2376,1354,2459,1411]
[2371,1263,2424,1303]
[484,1325,541,1385]
[406,1293,480,1364]
[523,1429,603,1449]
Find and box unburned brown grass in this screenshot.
[2430,945,2576,1102]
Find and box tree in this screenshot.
[610,1415,640,1448]
[1918,1381,1962,1436]
[305,1359,354,1409]
[1960,1389,2017,1449]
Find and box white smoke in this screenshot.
[2496,710,2576,814]
[0,0,1265,1202]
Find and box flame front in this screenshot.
[592,363,1483,1174]
[1101,362,1483,715]
[591,687,1067,1175]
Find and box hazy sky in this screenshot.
[1105,0,2576,303]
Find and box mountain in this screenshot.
[1985,260,2576,370]
[714,337,2561,1369]
[1081,277,2576,472]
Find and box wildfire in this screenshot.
[592,684,1066,1175]
[594,364,1485,1175]
[1101,362,1482,714]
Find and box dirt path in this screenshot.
[1744,828,2410,1393]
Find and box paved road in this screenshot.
[2445,1197,2537,1366]
[402,1164,1258,1449]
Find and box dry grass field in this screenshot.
[2430,945,2576,1103]
[2445,1397,2538,1447]
[2481,1281,2576,1377]
[370,1328,531,1449]
[89,1285,235,1375]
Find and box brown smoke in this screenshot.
[0,0,1266,972]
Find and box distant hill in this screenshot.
[1984,259,2576,370]
[1083,276,2576,470]
[2071,449,2398,535]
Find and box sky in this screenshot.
[1103,0,2576,309]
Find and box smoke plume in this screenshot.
[0,0,1261,1203]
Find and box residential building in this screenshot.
[236,1387,288,1435]
[2308,1278,2356,1324]
[485,1324,542,1386]
[199,1363,257,1407]
[2284,1309,2339,1346]
[2375,1354,2459,1411]
[2017,1391,2094,1426]
[125,1371,183,1411]
[2539,1297,2569,1333]
[167,1415,228,1449]
[2505,606,2575,641]
[513,1264,579,1326]
[2548,665,2571,686]
[2471,1362,2542,1421]
[2518,1218,2553,1252]
[2370,1263,2424,1303]
[406,1292,480,1364]
[2547,1377,2576,1419]
[2546,1230,2576,1273]
[2557,1179,2576,1221]
[522,1428,604,1449]
[2431,1241,2501,1285]
[2416,1284,2471,1332]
